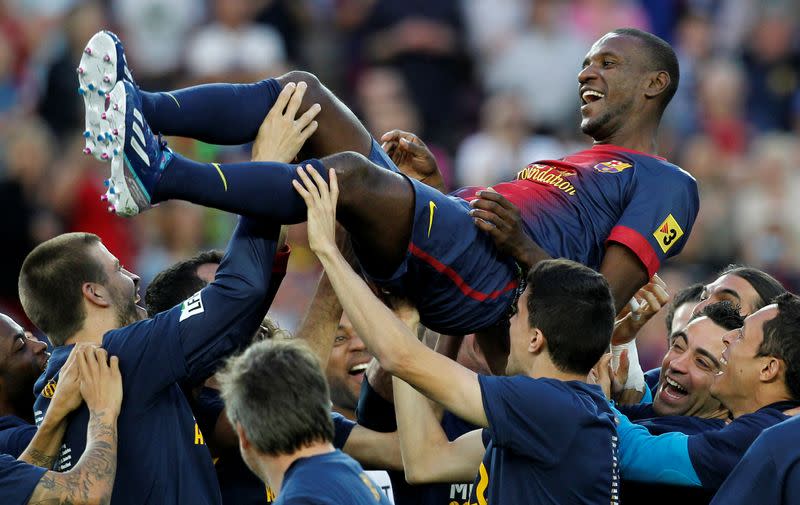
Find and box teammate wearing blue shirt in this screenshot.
[614,292,800,491]
[295,167,619,504]
[0,313,47,457]
[17,213,282,505]
[218,338,392,505]
[711,414,800,504]
[81,28,692,337]
[1,345,122,505]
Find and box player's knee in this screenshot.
[279,70,323,99]
[325,151,372,183]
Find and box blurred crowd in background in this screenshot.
[1,0,799,369]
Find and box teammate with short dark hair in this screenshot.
[615,292,800,492]
[18,212,283,504]
[1,345,123,505]
[0,313,48,457]
[218,339,392,505]
[80,28,696,336]
[294,168,619,503]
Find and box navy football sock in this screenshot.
[140,79,282,145]
[154,154,327,223]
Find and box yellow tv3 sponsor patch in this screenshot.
[653,214,684,253]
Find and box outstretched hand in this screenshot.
[293,165,339,257]
[612,274,669,345]
[381,129,445,192]
[252,81,321,164]
[470,190,540,270]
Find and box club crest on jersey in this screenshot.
[594,160,632,173]
[41,378,58,399]
[653,214,684,253]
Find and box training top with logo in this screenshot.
[0,453,46,505]
[455,144,698,277]
[275,450,393,505]
[32,218,281,505]
[618,403,726,436]
[0,415,36,458]
[710,414,800,505]
[470,376,619,505]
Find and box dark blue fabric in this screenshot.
[474,376,618,504]
[0,453,46,505]
[331,412,356,450]
[0,416,36,458]
[711,414,800,505]
[275,450,392,505]
[141,80,282,145]
[619,403,726,436]
[688,401,800,489]
[32,217,279,505]
[644,367,661,395]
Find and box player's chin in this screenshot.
[135,304,148,320]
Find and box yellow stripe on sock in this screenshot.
[212,163,228,191]
[165,92,181,108]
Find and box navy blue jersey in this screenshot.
[194,388,359,505]
[472,376,618,504]
[31,218,280,505]
[356,379,478,505]
[275,450,392,505]
[619,403,726,435]
[0,453,46,505]
[644,367,661,395]
[382,146,697,335]
[711,415,800,505]
[0,416,36,458]
[688,401,798,489]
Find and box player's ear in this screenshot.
[759,356,782,383]
[528,328,545,354]
[236,422,251,450]
[644,70,670,100]
[82,282,111,308]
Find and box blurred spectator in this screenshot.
[568,0,650,42]
[185,0,287,83]
[354,0,469,144]
[697,59,749,154]
[460,0,528,65]
[483,0,587,132]
[741,10,800,132]
[455,92,565,187]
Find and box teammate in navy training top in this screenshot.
[0,313,49,458]
[0,454,46,505]
[217,337,391,505]
[94,28,691,336]
[710,414,800,505]
[298,161,620,504]
[18,218,282,505]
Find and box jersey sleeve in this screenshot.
[708,435,779,505]
[686,411,780,489]
[331,412,357,449]
[478,375,577,466]
[0,425,37,459]
[356,378,397,432]
[606,166,699,277]
[0,454,47,505]
[613,407,701,486]
[105,217,280,402]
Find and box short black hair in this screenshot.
[218,339,334,456]
[757,292,800,401]
[665,283,704,333]
[611,28,680,114]
[699,301,744,331]
[719,265,786,313]
[145,250,224,315]
[526,259,615,375]
[18,233,106,346]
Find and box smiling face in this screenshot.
[693,274,761,317]
[325,314,370,414]
[89,242,146,326]
[654,317,727,417]
[0,313,49,417]
[711,306,777,410]
[579,33,654,139]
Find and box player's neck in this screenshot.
[65,312,118,347]
[529,359,588,383]
[260,442,336,495]
[724,385,792,419]
[594,123,659,155]
[0,394,34,423]
[332,404,356,421]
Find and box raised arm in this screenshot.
[293,165,488,427]
[393,376,484,483]
[27,347,123,505]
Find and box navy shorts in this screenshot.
[365,176,520,335]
